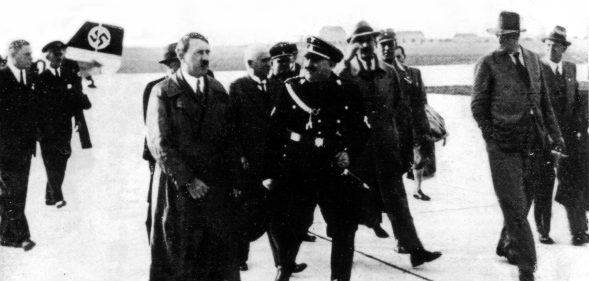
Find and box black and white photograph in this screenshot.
[0,0,588,280]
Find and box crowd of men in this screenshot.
[143,18,445,280]
[0,9,587,281]
[0,40,92,251]
[141,11,589,281]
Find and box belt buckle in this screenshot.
[290,132,301,142]
[314,138,324,147]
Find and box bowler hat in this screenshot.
[347,21,380,43]
[377,28,396,44]
[159,43,179,65]
[42,41,67,53]
[305,36,343,63]
[486,11,526,35]
[542,25,571,46]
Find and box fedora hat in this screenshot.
[347,21,381,43]
[542,25,571,46]
[159,43,179,65]
[486,11,526,35]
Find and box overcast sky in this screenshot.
[0,0,587,55]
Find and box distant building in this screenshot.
[396,31,425,44]
[319,26,347,46]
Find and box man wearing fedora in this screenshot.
[340,22,441,267]
[36,40,92,209]
[540,26,589,246]
[472,11,563,281]
[143,42,180,241]
[263,36,368,281]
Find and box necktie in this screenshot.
[259,81,267,92]
[513,52,530,87]
[555,65,561,76]
[20,70,25,86]
[196,78,202,95]
[366,59,372,71]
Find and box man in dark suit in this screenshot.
[340,22,441,267]
[540,26,589,245]
[143,43,180,241]
[0,40,38,251]
[146,32,241,281]
[392,44,435,201]
[471,12,564,281]
[36,41,92,209]
[229,44,279,271]
[263,36,368,281]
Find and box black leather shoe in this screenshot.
[571,233,589,246]
[372,225,389,238]
[413,190,431,201]
[395,244,409,254]
[56,200,67,208]
[410,249,442,267]
[21,239,36,251]
[291,263,307,274]
[239,262,248,271]
[539,235,554,244]
[46,200,57,206]
[302,234,316,242]
[274,266,290,281]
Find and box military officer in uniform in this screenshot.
[269,40,318,247]
[269,42,300,83]
[264,36,368,281]
[36,41,92,209]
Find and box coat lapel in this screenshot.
[245,77,273,115]
[563,62,576,118]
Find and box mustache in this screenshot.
[200,60,209,67]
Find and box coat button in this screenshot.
[318,131,322,135]
[292,105,297,109]
[336,120,341,124]
[318,119,322,123]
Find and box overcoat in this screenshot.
[146,70,241,281]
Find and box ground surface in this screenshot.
[1,72,588,281]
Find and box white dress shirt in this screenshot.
[181,68,205,94]
[358,56,377,71]
[508,46,526,67]
[544,59,563,75]
[248,72,267,92]
[48,66,62,77]
[7,60,26,85]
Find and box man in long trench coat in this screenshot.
[146,32,241,281]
